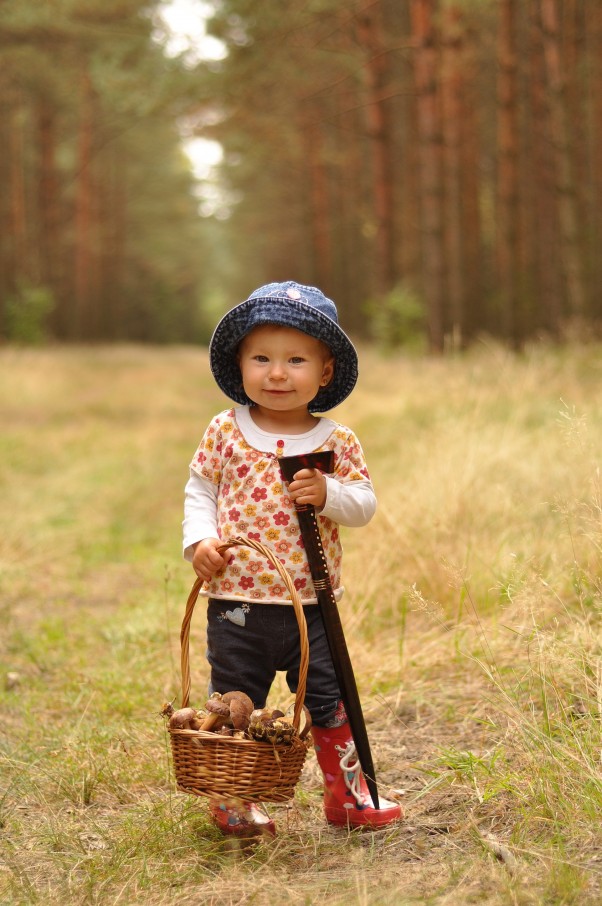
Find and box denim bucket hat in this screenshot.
[209,281,358,412]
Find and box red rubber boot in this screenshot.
[311,724,403,828]
[209,799,276,837]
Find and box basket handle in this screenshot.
[179,536,310,733]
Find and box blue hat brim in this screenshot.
[209,297,358,412]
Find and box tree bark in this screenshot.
[99,142,128,339]
[496,0,521,347]
[36,100,63,334]
[73,68,94,338]
[331,80,368,334]
[410,0,445,352]
[539,0,586,320]
[458,19,483,341]
[9,100,29,289]
[590,0,602,317]
[441,4,465,345]
[355,2,396,299]
[303,108,334,296]
[527,0,562,335]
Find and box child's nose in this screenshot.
[269,361,286,379]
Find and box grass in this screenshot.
[0,340,601,905]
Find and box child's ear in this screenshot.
[321,357,335,387]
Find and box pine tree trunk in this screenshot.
[564,0,589,313]
[99,142,127,339]
[0,84,17,332]
[441,4,465,346]
[355,2,396,299]
[9,100,29,290]
[583,0,602,318]
[458,20,483,340]
[593,0,602,319]
[539,0,586,320]
[73,69,94,339]
[496,0,521,347]
[303,110,333,296]
[36,101,62,335]
[333,82,367,334]
[528,0,563,335]
[410,0,445,352]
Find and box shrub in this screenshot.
[5,284,54,344]
[364,283,426,350]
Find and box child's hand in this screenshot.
[192,538,233,582]
[288,468,327,509]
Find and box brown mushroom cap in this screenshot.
[199,698,232,731]
[250,708,272,724]
[205,699,231,717]
[220,691,254,730]
[168,707,198,729]
[221,691,254,711]
[228,698,253,730]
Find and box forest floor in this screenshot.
[1,342,601,905]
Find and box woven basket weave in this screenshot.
[169,536,312,803]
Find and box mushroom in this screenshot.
[222,691,254,731]
[199,690,254,732]
[200,698,231,731]
[216,725,234,736]
[247,712,297,745]
[168,707,198,730]
[249,708,272,724]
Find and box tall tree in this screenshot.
[526,0,562,335]
[589,0,602,317]
[410,0,445,351]
[496,0,521,347]
[355,1,396,299]
[457,14,483,341]
[539,0,586,320]
[441,3,466,344]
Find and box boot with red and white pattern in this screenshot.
[311,723,403,828]
[209,799,276,837]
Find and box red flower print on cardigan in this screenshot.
[189,408,372,603]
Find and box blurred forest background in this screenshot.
[1,0,601,351]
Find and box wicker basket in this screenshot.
[168,536,312,803]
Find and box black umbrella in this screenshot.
[278,451,380,810]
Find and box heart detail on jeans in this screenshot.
[225,608,246,627]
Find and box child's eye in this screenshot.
[290,357,305,364]
[253,355,269,363]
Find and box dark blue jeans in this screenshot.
[206,599,341,727]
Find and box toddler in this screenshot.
[183,281,402,835]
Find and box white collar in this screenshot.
[234,405,337,456]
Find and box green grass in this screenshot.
[1,341,601,904]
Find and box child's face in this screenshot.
[237,325,334,416]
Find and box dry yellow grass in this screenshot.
[0,341,601,905]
